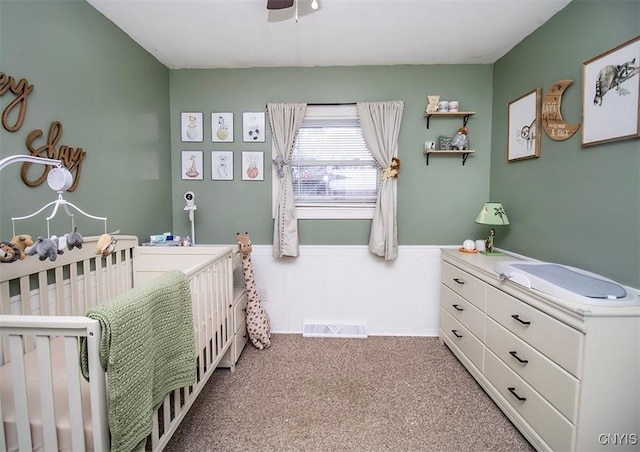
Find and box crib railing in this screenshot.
[0,237,234,452]
[0,235,137,451]
[0,316,109,451]
[148,249,233,451]
[0,235,139,362]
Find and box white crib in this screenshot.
[0,236,234,451]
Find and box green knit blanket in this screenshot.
[80,270,196,452]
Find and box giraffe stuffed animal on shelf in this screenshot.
[236,232,271,349]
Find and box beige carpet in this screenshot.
[166,334,534,452]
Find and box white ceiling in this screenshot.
[86,0,572,70]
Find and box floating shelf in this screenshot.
[423,149,475,166]
[424,111,475,129]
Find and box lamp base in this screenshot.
[480,250,503,256]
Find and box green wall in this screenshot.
[170,66,494,246]
[0,0,172,241]
[491,0,640,287]
[3,0,638,288]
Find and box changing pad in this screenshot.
[495,260,640,307]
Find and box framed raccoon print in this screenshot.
[582,35,640,146]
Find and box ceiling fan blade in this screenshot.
[267,0,295,10]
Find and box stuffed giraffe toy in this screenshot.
[236,233,271,349]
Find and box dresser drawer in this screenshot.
[486,286,583,377]
[233,291,248,332]
[441,285,485,341]
[441,261,487,311]
[485,317,579,423]
[233,320,248,360]
[440,308,484,371]
[485,350,575,452]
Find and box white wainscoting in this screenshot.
[247,245,445,336]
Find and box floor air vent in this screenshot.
[302,323,367,338]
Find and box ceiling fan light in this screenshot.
[311,0,319,10]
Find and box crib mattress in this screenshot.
[0,337,95,452]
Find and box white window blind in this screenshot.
[291,105,380,208]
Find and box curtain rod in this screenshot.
[265,102,356,109]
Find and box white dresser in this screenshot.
[217,249,248,371]
[440,249,640,452]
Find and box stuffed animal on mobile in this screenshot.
[95,233,117,257]
[27,237,63,262]
[10,234,34,260]
[52,235,67,254]
[67,226,84,250]
[0,241,21,263]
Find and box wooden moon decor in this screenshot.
[542,79,581,141]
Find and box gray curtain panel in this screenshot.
[267,102,307,258]
[357,101,404,260]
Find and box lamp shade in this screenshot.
[475,202,509,225]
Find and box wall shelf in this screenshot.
[423,149,475,166]
[424,111,475,129]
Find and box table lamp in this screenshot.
[475,202,509,255]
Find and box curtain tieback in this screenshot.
[272,156,289,178]
[381,157,401,180]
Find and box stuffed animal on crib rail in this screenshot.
[236,232,271,350]
[10,234,33,260]
[27,237,63,262]
[0,241,21,263]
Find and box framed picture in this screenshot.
[211,151,234,180]
[582,36,640,146]
[438,136,453,150]
[212,112,233,142]
[243,112,266,142]
[181,150,204,180]
[508,88,541,162]
[242,151,264,181]
[181,112,203,142]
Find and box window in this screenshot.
[272,105,379,219]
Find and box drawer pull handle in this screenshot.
[511,314,531,326]
[452,304,464,312]
[507,387,527,402]
[451,329,463,338]
[242,308,247,312]
[453,278,465,285]
[509,351,529,364]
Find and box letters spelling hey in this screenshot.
[1,71,85,191]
